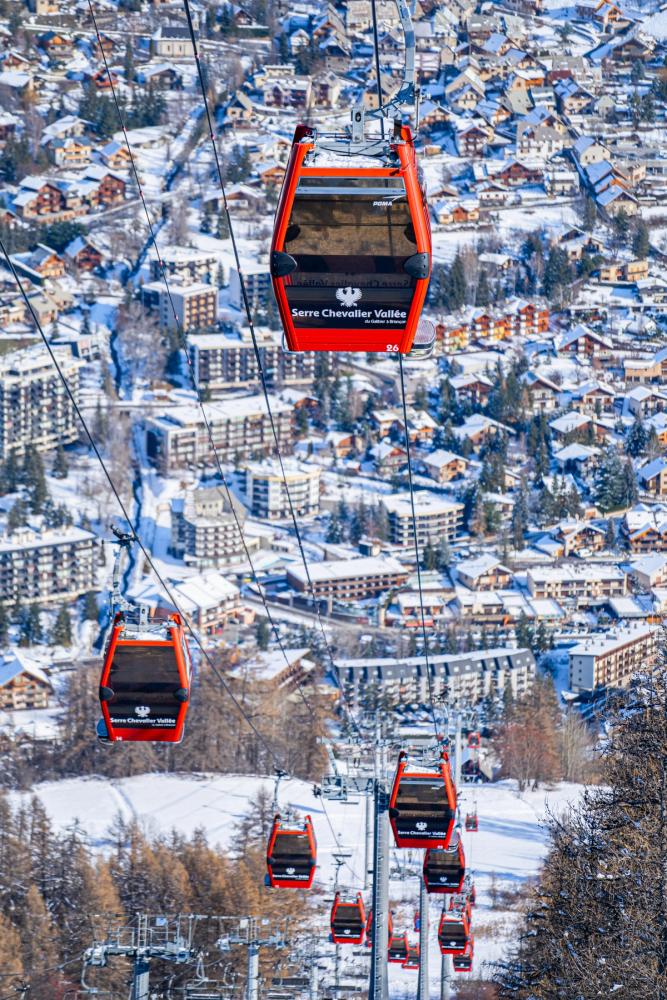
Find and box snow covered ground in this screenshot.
[12,772,580,989]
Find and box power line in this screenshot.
[180,0,364,741]
[0,235,286,775]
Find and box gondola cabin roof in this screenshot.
[270,124,431,355]
[390,751,457,850]
[266,814,317,890]
[98,612,191,744]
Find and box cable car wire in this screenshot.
[180,0,364,741]
[87,0,361,756]
[83,0,313,707]
[0,237,287,776]
[85,0,363,800]
[397,354,439,740]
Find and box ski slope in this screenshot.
[12,774,580,988]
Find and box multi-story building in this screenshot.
[228,264,272,313]
[569,623,659,692]
[170,485,259,568]
[189,329,315,391]
[242,460,320,520]
[287,555,408,603]
[148,247,218,285]
[0,526,96,605]
[151,24,196,59]
[381,492,464,547]
[336,646,536,707]
[142,281,218,332]
[0,651,53,710]
[0,346,82,459]
[526,565,627,603]
[145,395,293,473]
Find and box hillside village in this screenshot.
[2,0,667,732]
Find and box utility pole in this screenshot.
[416,877,429,1000]
[369,742,389,1000]
[245,939,259,1000]
[454,711,462,791]
[440,954,451,1000]
[130,957,150,1000]
[364,784,373,891]
[310,959,319,1000]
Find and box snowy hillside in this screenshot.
[12,774,580,987]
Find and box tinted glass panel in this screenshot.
[396,777,449,809]
[333,905,364,933]
[271,832,312,860]
[107,644,181,730]
[283,178,420,332]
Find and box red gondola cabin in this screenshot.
[270,124,431,354]
[402,943,420,970]
[423,833,466,893]
[388,932,409,964]
[437,907,471,956]
[452,937,474,973]
[330,892,366,944]
[98,611,192,743]
[266,814,316,889]
[467,731,481,749]
[465,811,478,832]
[389,751,457,850]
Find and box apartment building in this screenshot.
[170,485,259,568]
[243,460,320,520]
[526,564,627,603]
[142,280,218,332]
[569,623,659,692]
[0,526,96,605]
[145,395,293,473]
[148,246,218,285]
[286,555,408,602]
[0,346,82,459]
[381,492,464,547]
[336,646,535,707]
[229,264,272,312]
[159,572,241,635]
[189,329,315,391]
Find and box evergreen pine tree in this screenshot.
[7,498,26,533]
[83,591,99,621]
[595,446,626,511]
[476,268,491,306]
[583,195,597,232]
[52,442,69,479]
[51,606,72,646]
[255,618,270,650]
[632,219,650,259]
[0,602,8,646]
[511,484,528,549]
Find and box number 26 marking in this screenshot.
[386,344,399,352]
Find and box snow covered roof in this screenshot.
[0,650,51,690]
[570,622,657,657]
[288,555,406,585]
